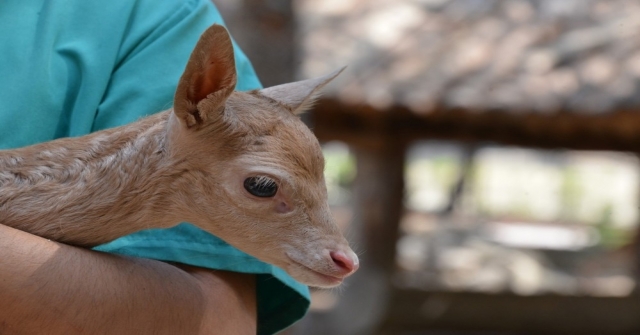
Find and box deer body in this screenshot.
[0,112,178,246]
[0,25,358,288]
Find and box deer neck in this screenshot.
[0,111,185,247]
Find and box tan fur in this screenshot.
[0,25,357,288]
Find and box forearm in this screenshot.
[0,224,256,335]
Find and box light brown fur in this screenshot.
[0,25,357,288]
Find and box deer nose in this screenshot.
[329,250,359,276]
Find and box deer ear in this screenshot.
[259,67,345,115]
[173,25,237,128]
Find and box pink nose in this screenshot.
[330,250,359,276]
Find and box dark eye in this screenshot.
[244,176,278,198]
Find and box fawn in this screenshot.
[0,25,358,288]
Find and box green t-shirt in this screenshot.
[0,0,309,333]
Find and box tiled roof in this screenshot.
[298,0,640,114]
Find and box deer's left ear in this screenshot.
[259,67,345,115]
[173,24,237,128]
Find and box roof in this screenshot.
[298,0,640,114]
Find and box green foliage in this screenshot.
[595,204,633,249]
[323,147,356,188]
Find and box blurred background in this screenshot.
[214,0,640,334]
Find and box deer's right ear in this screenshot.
[173,25,237,128]
[259,67,344,115]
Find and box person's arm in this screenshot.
[0,223,256,335]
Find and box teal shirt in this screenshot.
[0,1,309,333]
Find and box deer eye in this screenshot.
[244,176,278,198]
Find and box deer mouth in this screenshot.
[286,256,344,287]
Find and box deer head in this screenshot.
[166,25,358,288]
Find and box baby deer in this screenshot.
[0,25,358,288]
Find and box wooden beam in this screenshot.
[352,139,406,270]
[379,290,640,335]
[312,99,640,152]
